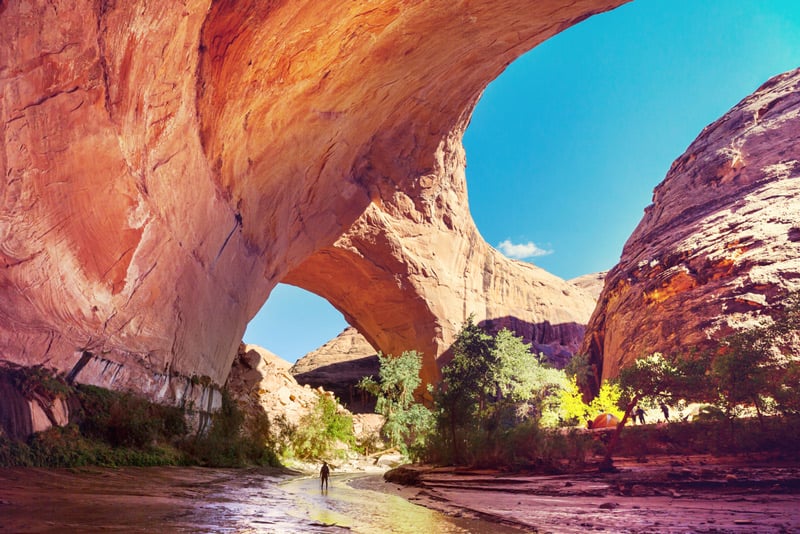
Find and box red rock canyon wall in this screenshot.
[1,0,623,399]
[581,68,800,389]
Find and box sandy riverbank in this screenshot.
[377,454,800,533]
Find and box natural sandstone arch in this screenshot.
[1,0,624,401]
[283,130,595,386]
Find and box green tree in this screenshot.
[709,291,800,420]
[358,351,433,457]
[711,328,771,422]
[432,318,566,464]
[605,353,688,470]
[771,292,800,416]
[288,393,354,460]
[773,361,800,415]
[434,317,495,463]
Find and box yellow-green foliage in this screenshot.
[552,376,590,426]
[285,393,354,460]
[588,382,624,420]
[544,377,623,427]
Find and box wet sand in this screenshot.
[0,465,519,533]
[383,455,800,533]
[2,455,797,532]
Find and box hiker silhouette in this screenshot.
[635,406,646,425]
[320,461,330,491]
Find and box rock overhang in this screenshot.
[1,0,623,400]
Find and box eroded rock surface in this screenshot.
[227,344,327,429]
[1,0,622,399]
[291,327,379,413]
[582,68,800,386]
[570,272,608,300]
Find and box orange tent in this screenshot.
[591,413,620,429]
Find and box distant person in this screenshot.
[320,461,330,491]
[635,406,646,425]
[660,402,669,422]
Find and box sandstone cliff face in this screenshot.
[570,272,608,301]
[1,0,621,400]
[227,344,328,429]
[582,68,800,387]
[291,327,380,412]
[284,196,597,385]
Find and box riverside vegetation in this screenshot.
[2,292,798,470]
[361,292,800,470]
[0,365,355,468]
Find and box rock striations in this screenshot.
[1,0,621,401]
[581,68,800,389]
[290,327,380,413]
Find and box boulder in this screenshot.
[227,344,341,429]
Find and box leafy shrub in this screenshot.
[77,385,187,448]
[285,393,354,460]
[5,364,72,401]
[4,424,181,467]
[0,366,283,468]
[0,432,34,466]
[183,389,280,467]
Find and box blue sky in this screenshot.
[244,0,800,363]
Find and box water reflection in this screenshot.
[0,467,524,533]
[280,473,489,533]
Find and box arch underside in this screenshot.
[0,0,622,398]
[4,0,798,404]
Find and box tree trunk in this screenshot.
[600,396,638,472]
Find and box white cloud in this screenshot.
[496,239,552,260]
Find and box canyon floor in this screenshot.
[376,454,800,533]
[1,454,798,532]
[0,464,508,533]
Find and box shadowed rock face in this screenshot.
[291,327,380,413]
[0,0,622,400]
[581,68,800,390]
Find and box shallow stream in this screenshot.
[0,466,521,533]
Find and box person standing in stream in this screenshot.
[320,461,330,492]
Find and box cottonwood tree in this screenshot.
[433,316,496,463]
[602,352,691,470]
[711,291,800,421]
[433,317,564,464]
[357,350,432,457]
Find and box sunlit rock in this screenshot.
[291,327,380,413]
[582,68,800,388]
[1,0,622,400]
[227,344,324,428]
[570,272,608,300]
